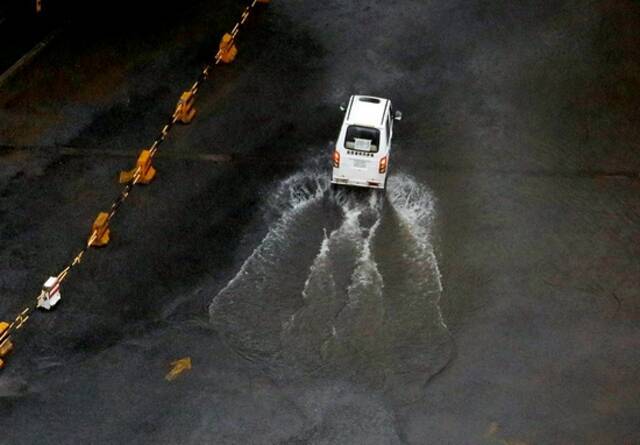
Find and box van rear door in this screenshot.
[342,125,384,184]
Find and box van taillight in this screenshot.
[379,156,388,173]
[332,150,340,168]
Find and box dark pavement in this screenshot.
[1,0,639,443]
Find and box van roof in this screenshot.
[345,95,390,128]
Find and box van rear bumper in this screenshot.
[331,176,385,190]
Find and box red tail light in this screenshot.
[379,156,388,173]
[332,150,340,168]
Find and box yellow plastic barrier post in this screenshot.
[219,33,238,64]
[175,91,197,124]
[119,149,157,184]
[0,322,14,370]
[89,212,110,247]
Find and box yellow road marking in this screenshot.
[165,357,192,381]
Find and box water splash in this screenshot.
[209,162,333,360]
[386,172,447,329]
[281,188,384,369]
[209,164,452,400]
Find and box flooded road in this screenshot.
[1,0,639,443]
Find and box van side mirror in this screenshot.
[339,103,346,112]
[394,110,403,121]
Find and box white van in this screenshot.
[331,95,402,189]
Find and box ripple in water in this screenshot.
[209,163,451,402]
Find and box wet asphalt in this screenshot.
[1,0,640,444]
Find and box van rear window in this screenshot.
[344,126,380,153]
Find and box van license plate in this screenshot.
[353,159,369,169]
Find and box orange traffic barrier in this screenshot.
[256,0,270,3]
[89,212,110,247]
[119,149,156,184]
[175,91,197,124]
[0,322,14,369]
[219,33,238,64]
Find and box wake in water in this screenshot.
[209,161,451,401]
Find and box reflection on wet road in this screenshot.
[210,160,452,401]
